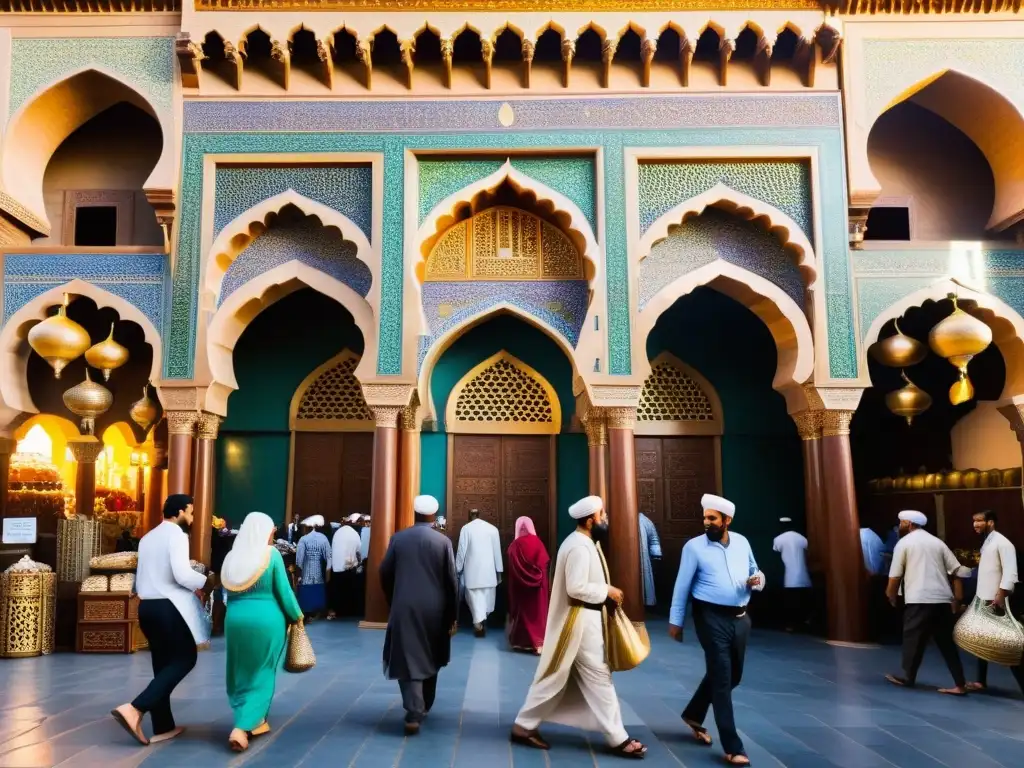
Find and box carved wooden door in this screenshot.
[339,432,374,518]
[635,436,717,610]
[450,435,502,547]
[292,432,376,524]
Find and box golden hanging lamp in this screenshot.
[885,370,932,426]
[26,293,90,379]
[62,369,113,436]
[928,294,992,406]
[129,386,159,433]
[868,318,927,368]
[84,323,129,381]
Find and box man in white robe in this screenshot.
[510,496,648,758]
[455,509,503,637]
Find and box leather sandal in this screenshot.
[682,717,713,746]
[228,728,249,752]
[510,727,550,750]
[725,754,751,765]
[111,705,149,746]
[610,738,647,759]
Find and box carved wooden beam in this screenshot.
[796,36,815,87]
[270,39,290,90]
[679,35,693,87]
[223,40,243,91]
[561,38,575,88]
[175,32,204,90]
[441,38,454,89]
[144,188,176,255]
[317,37,335,89]
[521,38,534,88]
[600,36,618,88]
[640,36,656,88]
[756,35,772,87]
[718,37,734,87]
[481,38,494,89]
[357,38,373,89]
[401,39,415,90]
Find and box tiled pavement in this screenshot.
[1,619,1023,767]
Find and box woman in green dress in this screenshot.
[221,512,303,752]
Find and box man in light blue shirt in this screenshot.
[860,527,885,575]
[668,493,764,767]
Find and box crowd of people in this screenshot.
[108,490,1021,766]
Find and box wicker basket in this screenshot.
[0,570,56,658]
[954,597,1024,666]
[57,518,102,582]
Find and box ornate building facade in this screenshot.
[2,0,1024,642]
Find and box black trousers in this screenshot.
[329,569,362,617]
[782,588,812,630]
[132,599,198,735]
[901,603,965,688]
[975,658,1024,694]
[398,675,438,723]
[683,601,750,757]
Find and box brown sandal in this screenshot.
[683,717,713,746]
[725,754,751,765]
[611,738,647,759]
[510,728,550,750]
[110,705,149,746]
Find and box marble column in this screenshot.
[191,413,220,566]
[0,436,14,521]
[793,411,826,573]
[68,437,105,517]
[361,405,400,629]
[820,409,868,644]
[144,427,167,533]
[166,411,197,496]
[395,401,421,533]
[584,411,608,502]
[606,407,643,624]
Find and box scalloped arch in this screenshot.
[636,351,724,436]
[638,182,818,289]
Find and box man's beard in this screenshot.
[591,521,609,544]
[178,520,192,535]
[705,525,725,542]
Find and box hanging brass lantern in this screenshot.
[62,369,113,435]
[869,319,927,368]
[84,323,129,381]
[928,294,993,406]
[885,370,932,425]
[129,386,159,433]
[26,293,90,379]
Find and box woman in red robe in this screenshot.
[506,516,550,655]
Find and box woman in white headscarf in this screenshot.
[222,512,303,752]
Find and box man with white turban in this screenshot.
[380,495,459,735]
[885,510,970,695]
[327,515,363,619]
[455,508,503,637]
[510,496,648,759]
[295,515,331,619]
[668,494,764,767]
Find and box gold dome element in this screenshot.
[129,386,159,433]
[62,369,113,435]
[84,324,129,381]
[928,295,992,405]
[868,319,926,368]
[26,294,90,379]
[884,371,932,425]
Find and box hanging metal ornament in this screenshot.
[885,370,932,426]
[868,318,927,368]
[27,293,90,379]
[928,294,993,406]
[129,385,159,433]
[62,368,113,436]
[84,323,129,381]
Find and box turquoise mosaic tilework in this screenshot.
[2,253,166,332]
[637,160,812,241]
[213,166,373,242]
[8,37,174,116]
[173,95,851,381]
[639,208,805,311]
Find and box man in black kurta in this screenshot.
[380,494,459,734]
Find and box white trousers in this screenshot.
[465,587,496,625]
[515,613,628,747]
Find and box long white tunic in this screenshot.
[514,531,628,747]
[456,518,503,622]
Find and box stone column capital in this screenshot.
[371,406,402,429]
[821,409,855,438]
[400,391,422,431]
[792,410,822,441]
[166,410,199,436]
[68,436,105,463]
[606,406,637,431]
[196,412,222,440]
[582,411,608,446]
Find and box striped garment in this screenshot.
[296,531,332,585]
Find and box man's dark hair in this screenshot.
[976,509,998,524]
[163,493,194,519]
[469,509,480,520]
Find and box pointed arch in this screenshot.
[637,260,814,412]
[415,160,600,288]
[863,278,1024,401]
[636,352,724,436]
[289,349,374,432]
[638,183,817,289]
[0,279,163,418]
[205,260,376,416]
[1,67,171,227]
[206,190,375,305]
[446,349,561,435]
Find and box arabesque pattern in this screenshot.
[454,357,554,427]
[296,354,373,423]
[638,360,715,422]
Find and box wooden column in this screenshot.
[191,413,220,566]
[794,411,826,573]
[166,411,197,495]
[361,406,400,629]
[396,399,420,533]
[144,426,167,533]
[606,407,643,623]
[820,409,868,644]
[0,436,14,521]
[584,411,608,501]
[68,437,105,517]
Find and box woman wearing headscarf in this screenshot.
[221,512,304,752]
[506,516,550,655]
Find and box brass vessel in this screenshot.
[928,295,992,405]
[962,469,981,489]
[885,371,932,425]
[26,294,90,379]
[62,369,113,435]
[84,324,129,381]
[869,319,927,368]
[909,474,926,490]
[878,477,894,491]
[894,475,909,491]
[924,473,941,489]
[943,471,963,489]
[129,386,159,433]
[981,469,1003,488]
[1002,467,1022,487]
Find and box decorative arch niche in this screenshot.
[289,349,374,432]
[636,352,723,436]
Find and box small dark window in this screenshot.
[865,206,911,241]
[74,206,118,246]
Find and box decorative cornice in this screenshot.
[829,0,1021,13]
[195,0,818,9]
[1,0,179,9]
[371,405,402,429]
[67,437,106,464]
[606,407,637,431]
[821,410,854,438]
[196,413,222,441]
[361,382,415,408]
[166,410,199,437]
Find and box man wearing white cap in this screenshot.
[456,508,503,637]
[295,515,331,620]
[381,495,459,735]
[668,493,764,767]
[511,496,648,758]
[328,515,363,619]
[885,510,969,695]
[773,517,812,632]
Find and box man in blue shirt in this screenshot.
[668,493,764,767]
